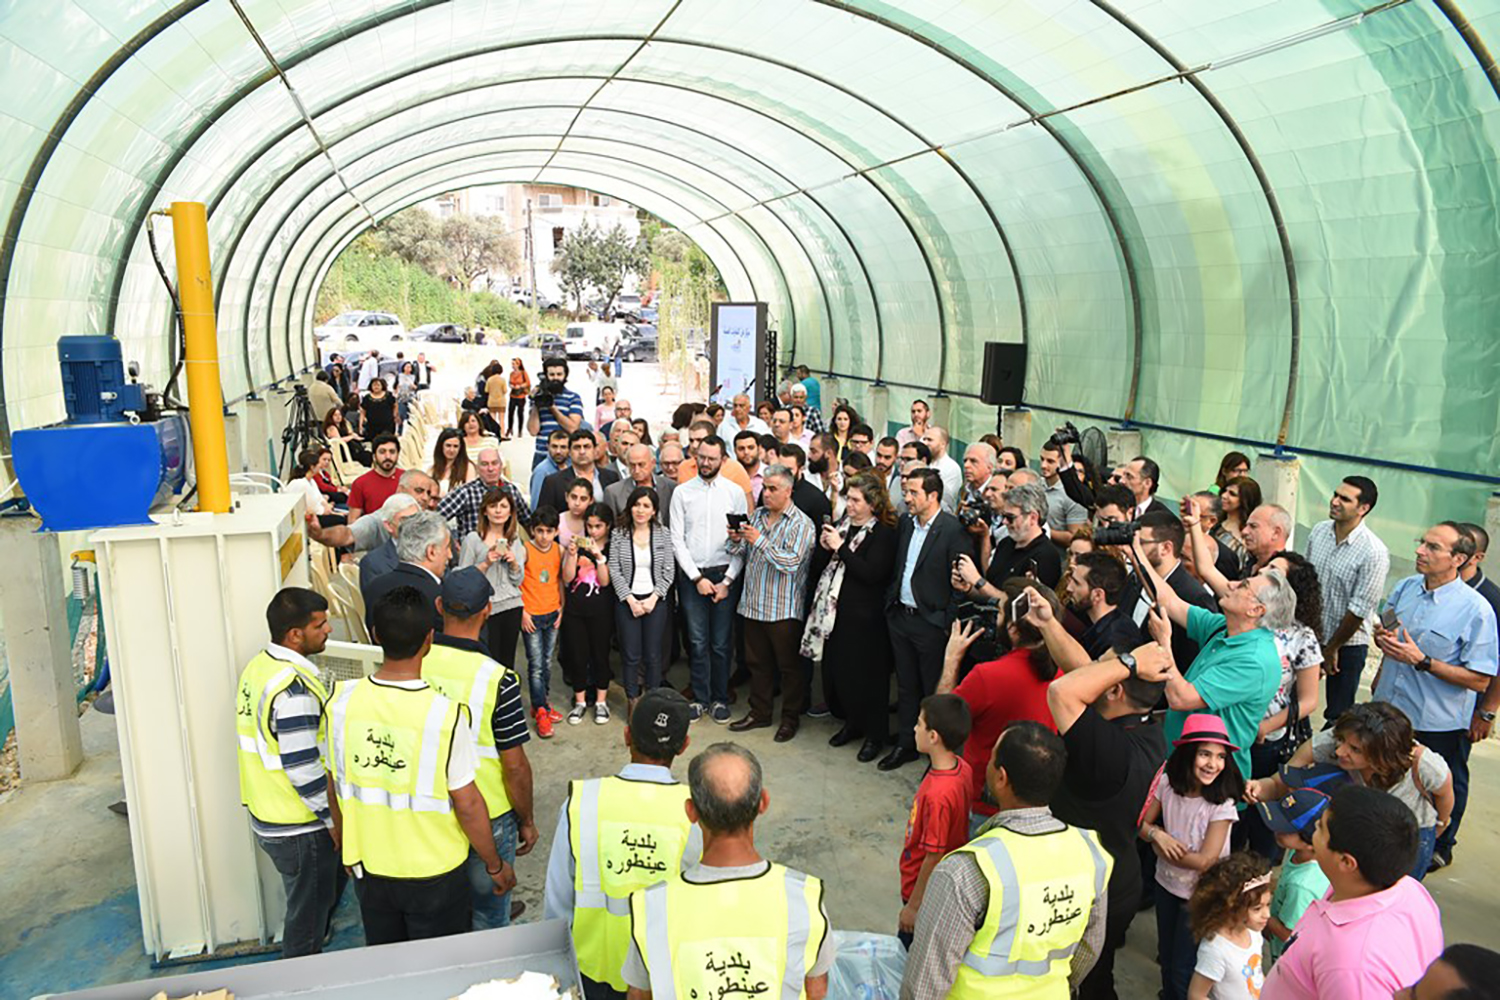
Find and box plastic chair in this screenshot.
[329,569,371,644]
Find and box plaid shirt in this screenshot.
[733,504,815,622]
[804,405,826,434]
[1304,519,1389,647]
[438,476,532,539]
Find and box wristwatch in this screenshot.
[1415,654,1433,673]
[1118,651,1138,677]
[1479,709,1497,723]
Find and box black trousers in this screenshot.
[354,865,471,946]
[484,607,523,670]
[1420,728,1472,856]
[743,617,806,722]
[889,610,948,751]
[561,605,615,696]
[506,397,527,436]
[823,616,891,743]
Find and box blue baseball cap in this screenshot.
[1257,785,1333,838]
[1278,762,1351,796]
[440,566,493,617]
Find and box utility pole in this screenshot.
[526,196,539,333]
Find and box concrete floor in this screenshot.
[5,677,1500,997]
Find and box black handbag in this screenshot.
[1271,681,1313,767]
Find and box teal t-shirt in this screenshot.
[1269,851,1330,960]
[1163,606,1281,787]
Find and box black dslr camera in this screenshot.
[1094,519,1142,547]
[1051,420,1081,447]
[958,505,987,530]
[954,600,1000,644]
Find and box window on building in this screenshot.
[537,193,562,209]
[552,227,565,250]
[486,193,505,215]
[592,194,611,208]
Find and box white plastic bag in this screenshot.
[827,930,906,1000]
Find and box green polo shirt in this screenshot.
[1163,606,1281,787]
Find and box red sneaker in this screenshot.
[534,707,554,739]
[546,706,564,724]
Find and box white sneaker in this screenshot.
[594,703,611,725]
[567,703,587,725]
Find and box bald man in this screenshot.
[623,744,836,1000]
[922,426,963,513]
[606,444,676,527]
[718,393,770,442]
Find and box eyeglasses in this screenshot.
[1415,538,1450,554]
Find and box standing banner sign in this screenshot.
[710,302,767,404]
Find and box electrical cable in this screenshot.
[146,211,187,407]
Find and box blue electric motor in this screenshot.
[11,337,189,531]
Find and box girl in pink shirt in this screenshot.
[1139,713,1245,1000]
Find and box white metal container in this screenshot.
[91,492,309,961]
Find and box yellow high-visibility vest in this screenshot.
[567,776,693,990]
[629,863,827,1000]
[235,648,330,825]
[326,677,468,879]
[421,640,513,819]
[948,823,1112,999]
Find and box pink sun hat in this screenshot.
[1172,712,1241,752]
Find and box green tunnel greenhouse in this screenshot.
[3,0,1498,544]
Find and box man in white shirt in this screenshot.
[357,350,380,392]
[670,435,748,723]
[717,393,771,442]
[921,425,963,513]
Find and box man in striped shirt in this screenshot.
[1304,475,1390,726]
[235,588,344,957]
[728,464,816,743]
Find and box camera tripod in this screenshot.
[278,384,320,482]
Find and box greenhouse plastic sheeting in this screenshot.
[2,0,1498,492]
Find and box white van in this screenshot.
[563,321,622,360]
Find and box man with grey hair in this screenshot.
[717,392,770,442]
[306,468,438,553]
[1237,502,1292,579]
[605,443,675,526]
[622,743,836,1000]
[954,480,1063,598]
[788,381,824,433]
[727,465,816,742]
[357,492,422,591]
[960,442,998,513]
[440,445,533,539]
[361,510,450,637]
[921,425,963,513]
[1133,538,1288,786]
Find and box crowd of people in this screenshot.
[246,352,1499,1000]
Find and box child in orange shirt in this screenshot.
[522,506,565,737]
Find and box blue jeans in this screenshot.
[1411,825,1437,881]
[523,610,560,708]
[1155,888,1195,1000]
[1322,644,1368,728]
[463,811,518,930]
[677,568,740,705]
[616,598,670,697]
[254,828,347,957]
[1418,728,1471,857]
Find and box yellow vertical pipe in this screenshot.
[167,201,232,514]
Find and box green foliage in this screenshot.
[551,219,598,312]
[551,221,649,313]
[315,238,528,338]
[374,207,518,289]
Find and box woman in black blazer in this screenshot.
[801,471,899,762]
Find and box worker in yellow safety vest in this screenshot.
[623,743,836,1000]
[424,567,537,930]
[902,721,1113,998]
[235,586,343,957]
[544,689,701,1000]
[327,584,517,945]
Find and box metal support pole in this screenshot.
[166,201,232,514]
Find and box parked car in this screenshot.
[564,321,623,360]
[611,294,643,322]
[514,332,566,353]
[510,288,559,311]
[409,322,467,343]
[638,305,659,324]
[313,311,407,346]
[619,323,658,362]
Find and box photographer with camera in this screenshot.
[937,579,1064,834]
[526,357,583,471]
[1111,510,1218,673]
[952,482,1063,604]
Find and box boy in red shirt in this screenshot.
[898,693,973,948]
